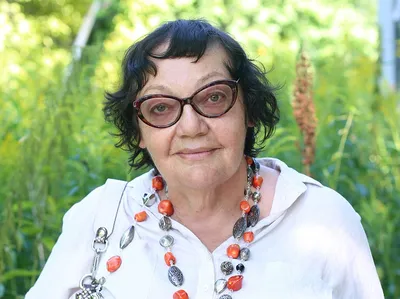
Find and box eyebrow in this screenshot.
[141,71,228,96]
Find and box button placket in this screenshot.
[195,249,216,298]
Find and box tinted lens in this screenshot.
[140,97,181,127]
[193,83,234,116]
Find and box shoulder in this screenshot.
[63,178,128,229]
[63,185,105,227]
[300,183,361,225]
[287,174,365,253]
[259,157,361,230]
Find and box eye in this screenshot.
[208,93,226,104]
[209,94,221,102]
[154,104,167,112]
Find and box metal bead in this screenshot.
[159,235,174,248]
[159,216,172,231]
[95,227,108,243]
[240,247,250,261]
[247,204,260,227]
[97,277,106,285]
[168,265,184,286]
[214,278,227,294]
[251,191,261,203]
[244,187,252,198]
[219,295,232,299]
[119,226,135,249]
[254,160,260,172]
[220,261,234,275]
[142,192,157,207]
[247,166,253,179]
[236,263,245,273]
[232,216,247,239]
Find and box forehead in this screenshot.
[144,44,231,91]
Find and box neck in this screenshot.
[162,159,248,223]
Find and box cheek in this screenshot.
[217,120,247,150]
[140,128,172,158]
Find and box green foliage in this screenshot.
[1,0,399,298]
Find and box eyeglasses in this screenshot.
[133,79,239,128]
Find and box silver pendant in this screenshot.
[159,235,174,248]
[120,225,135,249]
[168,265,184,286]
[159,216,172,231]
[94,227,108,244]
[220,261,234,275]
[214,278,227,294]
[247,204,260,227]
[233,215,247,239]
[240,247,251,261]
[75,289,104,299]
[142,192,157,207]
[76,274,105,299]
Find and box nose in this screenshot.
[175,104,208,137]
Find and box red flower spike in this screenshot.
[252,175,263,188]
[173,290,189,299]
[134,211,147,222]
[152,176,164,191]
[240,200,251,213]
[106,256,122,273]
[227,244,241,259]
[243,231,254,243]
[227,275,243,291]
[158,199,174,216]
[164,252,176,266]
[245,156,254,165]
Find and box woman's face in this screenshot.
[137,45,249,189]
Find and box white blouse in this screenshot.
[26,158,384,299]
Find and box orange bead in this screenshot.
[164,252,176,266]
[173,290,189,299]
[245,156,254,165]
[227,244,241,259]
[240,200,251,213]
[134,211,147,222]
[158,199,174,216]
[243,231,254,243]
[227,275,243,292]
[106,255,122,273]
[252,175,263,188]
[152,176,164,191]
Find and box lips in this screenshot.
[175,147,218,160]
[176,147,216,155]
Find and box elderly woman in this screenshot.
[27,19,383,299]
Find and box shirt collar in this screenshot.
[125,157,323,216]
[256,157,322,216]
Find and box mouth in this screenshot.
[175,148,218,160]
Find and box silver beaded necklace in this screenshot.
[75,157,262,299]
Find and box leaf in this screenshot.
[0,269,40,283]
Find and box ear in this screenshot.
[247,121,255,128]
[139,138,146,149]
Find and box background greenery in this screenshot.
[1,0,398,298]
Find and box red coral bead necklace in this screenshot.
[75,156,263,299]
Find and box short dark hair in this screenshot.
[104,19,280,170]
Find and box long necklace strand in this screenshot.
[152,156,262,299]
[76,156,262,299]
